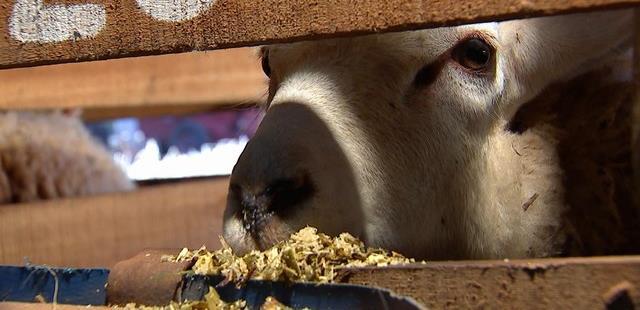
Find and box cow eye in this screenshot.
[261,50,271,77]
[452,38,493,71]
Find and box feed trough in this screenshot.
[0,265,424,309]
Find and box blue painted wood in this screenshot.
[180,275,424,310]
[0,266,423,309]
[0,265,108,305]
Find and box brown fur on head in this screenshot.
[0,111,135,204]
[510,64,639,256]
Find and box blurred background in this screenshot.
[86,108,262,181]
[0,48,266,268]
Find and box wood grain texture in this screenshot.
[2,255,640,308]
[0,48,266,116]
[0,178,229,268]
[107,251,194,306]
[337,256,640,309]
[1,0,640,68]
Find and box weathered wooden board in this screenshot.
[338,256,640,309]
[0,266,108,305]
[0,47,265,116]
[4,255,639,309]
[2,0,640,68]
[0,178,229,268]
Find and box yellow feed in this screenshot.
[169,227,420,284]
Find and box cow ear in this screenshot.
[499,9,633,105]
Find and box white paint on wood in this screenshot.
[135,0,216,22]
[9,0,106,43]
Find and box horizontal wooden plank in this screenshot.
[337,256,640,309]
[0,48,265,115]
[3,254,640,308]
[6,254,638,308]
[80,102,257,122]
[2,1,640,69]
[0,178,229,268]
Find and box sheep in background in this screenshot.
[0,111,135,204]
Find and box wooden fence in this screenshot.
[1,1,639,308]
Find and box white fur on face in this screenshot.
[224,9,633,259]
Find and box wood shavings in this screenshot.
[168,227,420,284]
[260,297,293,310]
[117,228,418,309]
[114,289,296,310]
[113,286,247,309]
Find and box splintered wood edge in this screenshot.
[1,0,640,69]
[336,256,640,308]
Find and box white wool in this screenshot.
[0,111,135,204]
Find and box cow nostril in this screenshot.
[229,172,315,235]
[264,173,315,216]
